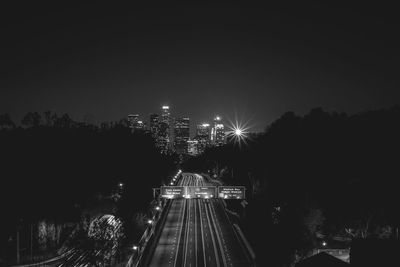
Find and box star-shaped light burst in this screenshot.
[226,118,251,147]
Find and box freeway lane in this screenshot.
[148,173,250,267]
[149,199,186,267]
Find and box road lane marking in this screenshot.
[204,199,220,267]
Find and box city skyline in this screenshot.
[2,3,400,133]
[128,104,231,137]
[1,2,400,266]
[129,104,228,155]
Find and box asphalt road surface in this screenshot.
[148,173,250,267]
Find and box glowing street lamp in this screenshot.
[132,245,138,250]
[147,219,153,225]
[226,117,252,147]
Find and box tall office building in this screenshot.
[158,106,171,154]
[128,114,145,132]
[128,114,139,127]
[212,116,226,146]
[149,113,159,139]
[195,123,211,154]
[187,140,199,156]
[174,117,190,154]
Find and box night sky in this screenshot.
[1,2,399,132]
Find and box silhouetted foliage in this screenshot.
[0,111,176,262]
[183,105,400,266]
[0,113,15,129]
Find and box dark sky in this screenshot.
[1,2,399,132]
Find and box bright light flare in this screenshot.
[226,112,256,148]
[235,129,242,136]
[226,120,250,147]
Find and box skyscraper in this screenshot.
[128,114,145,132]
[174,117,190,154]
[187,140,198,156]
[149,113,159,139]
[158,106,171,154]
[195,123,211,154]
[212,116,226,146]
[128,114,139,127]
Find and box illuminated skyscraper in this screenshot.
[212,116,226,146]
[128,114,145,132]
[158,106,171,153]
[195,123,211,154]
[128,114,139,127]
[149,113,159,139]
[187,140,198,156]
[174,117,190,154]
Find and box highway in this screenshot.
[30,173,250,267]
[148,173,250,267]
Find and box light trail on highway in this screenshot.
[148,173,250,267]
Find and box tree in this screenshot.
[0,113,15,129]
[304,208,325,238]
[21,112,42,127]
[88,215,124,266]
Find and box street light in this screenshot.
[147,219,153,225]
[132,245,138,250]
[155,206,161,211]
[235,128,242,136]
[226,117,251,147]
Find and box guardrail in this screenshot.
[126,199,171,267]
[219,199,256,266]
[232,223,256,265]
[10,248,75,267]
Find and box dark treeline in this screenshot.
[183,106,400,266]
[0,111,177,261]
